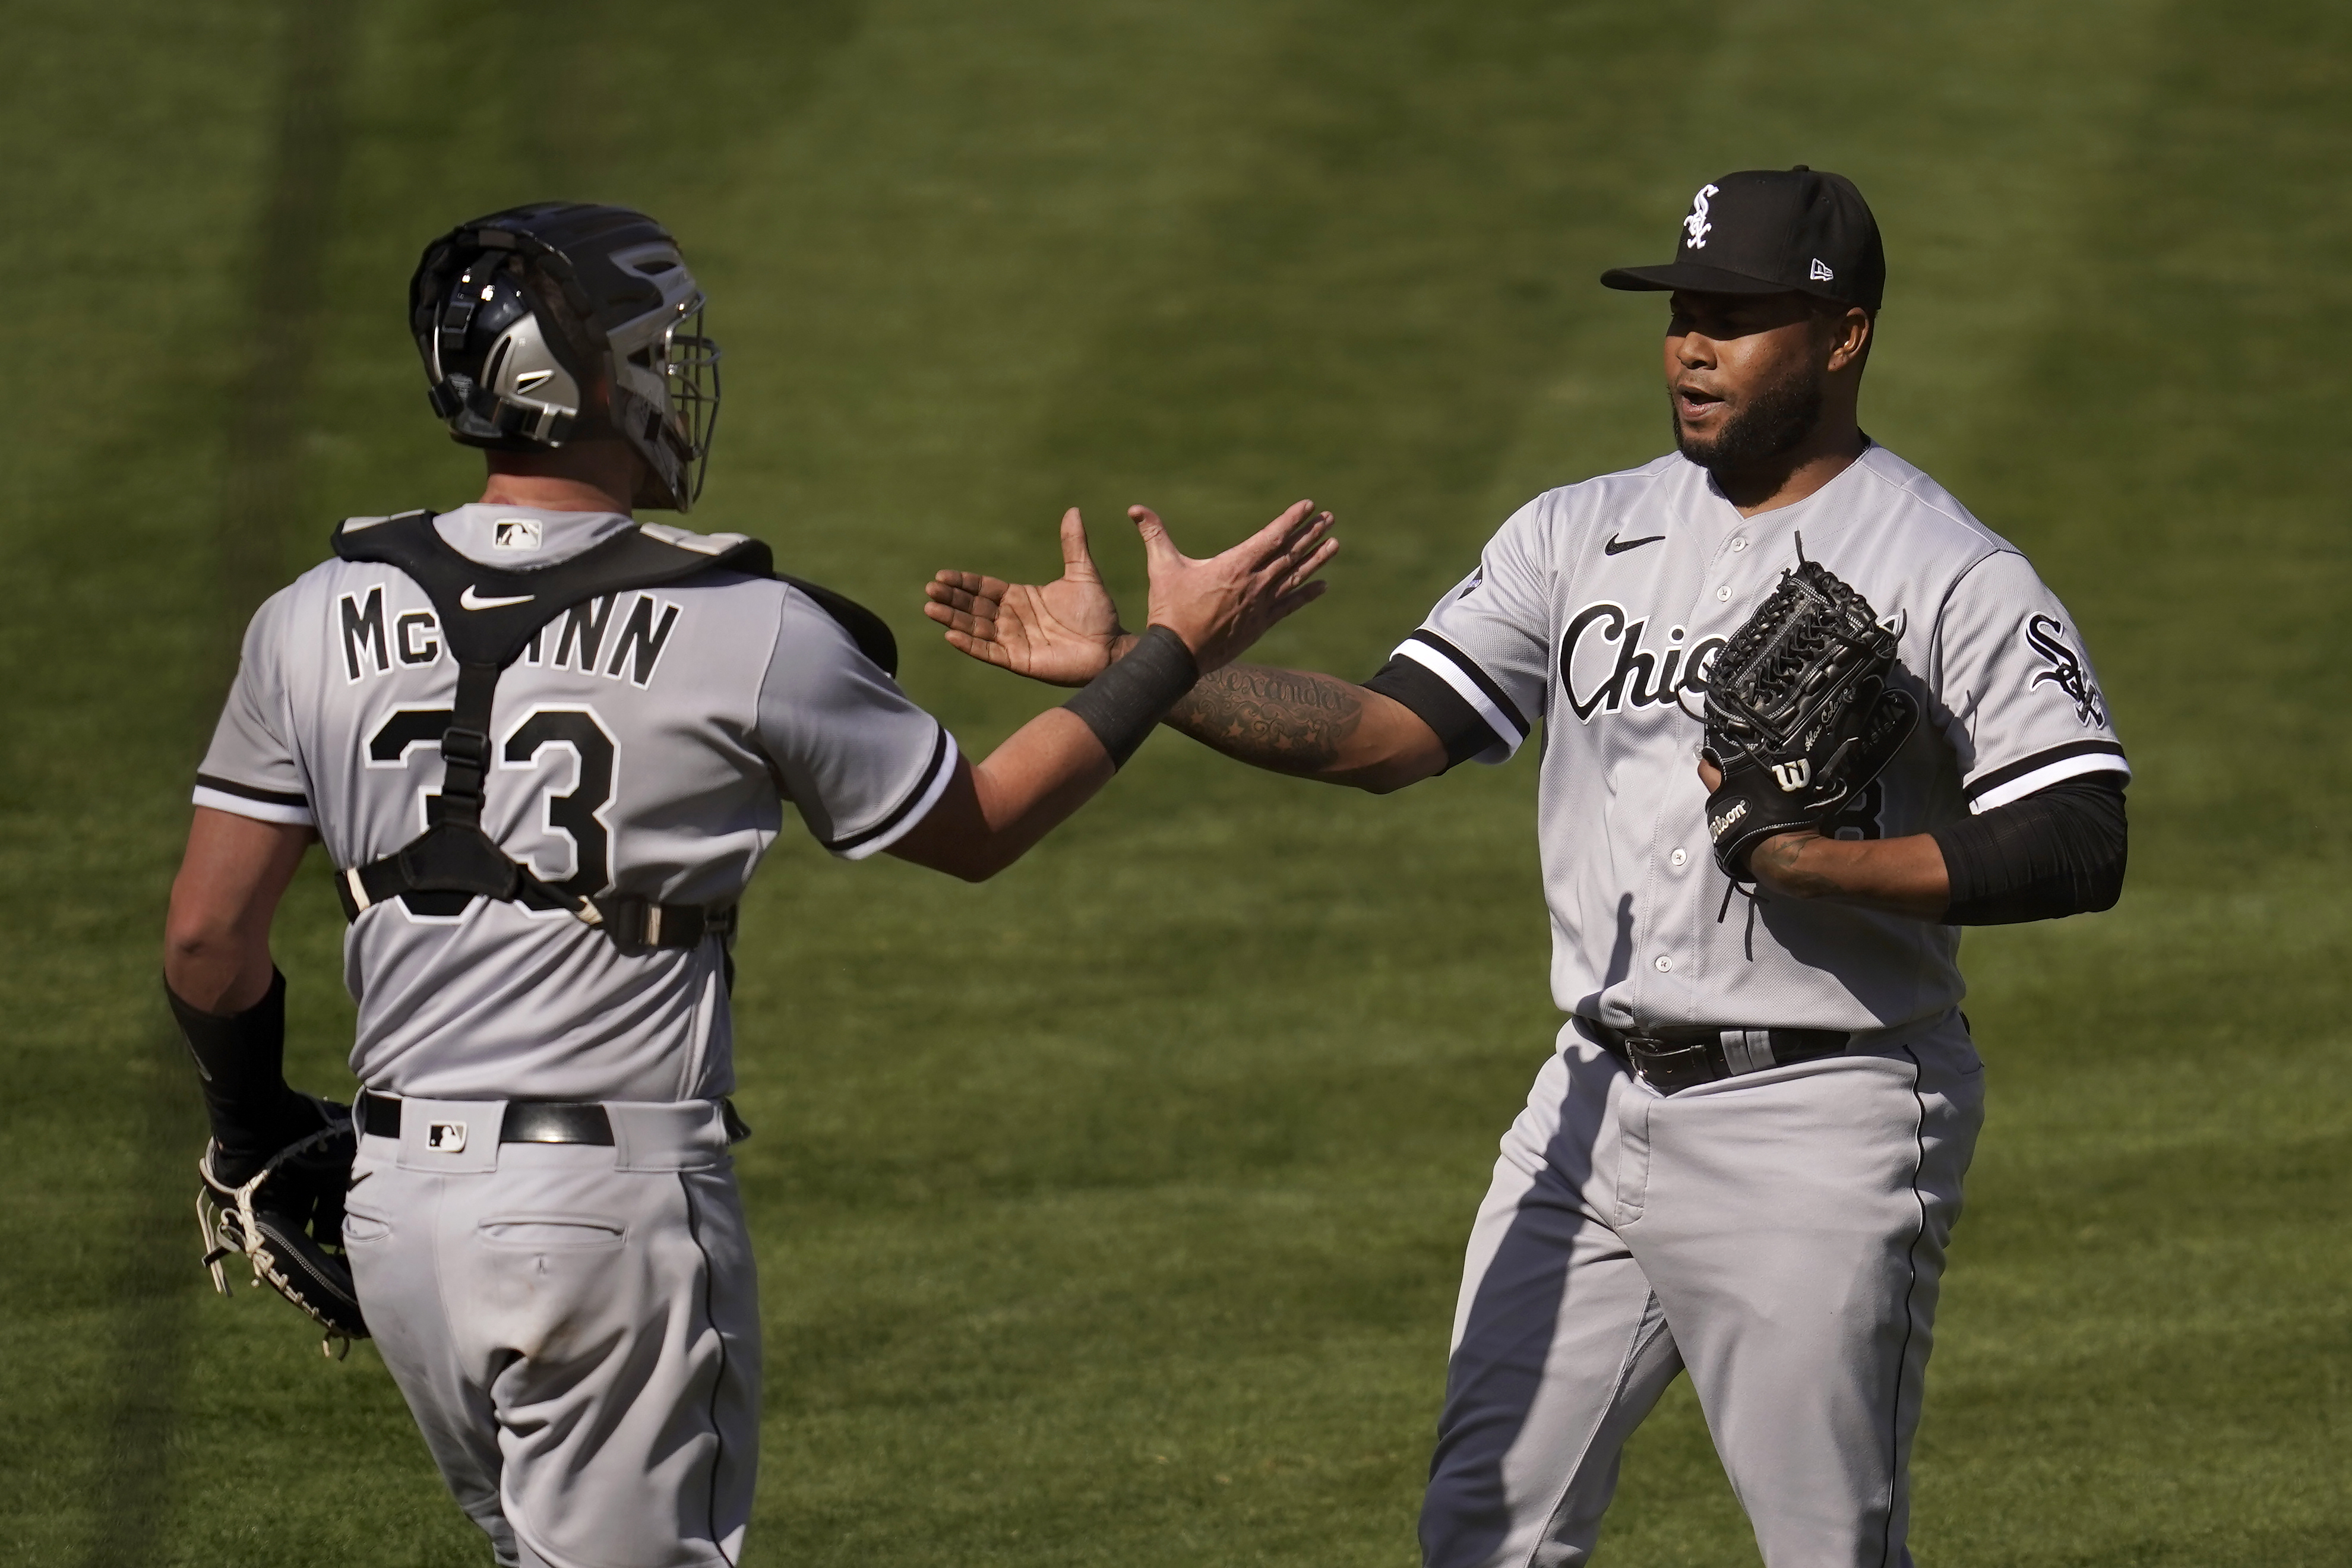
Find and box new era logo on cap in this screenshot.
[1599,166,1886,310]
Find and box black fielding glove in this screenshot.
[1061,624,1201,767]
[196,1094,370,1352]
[1701,547,1919,881]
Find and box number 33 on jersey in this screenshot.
[190,504,959,1101]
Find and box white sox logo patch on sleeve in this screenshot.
[1683,184,1719,250]
[2024,614,2106,726]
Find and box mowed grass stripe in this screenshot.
[84,4,362,1566]
[0,1,309,1560]
[1911,1,2352,1561]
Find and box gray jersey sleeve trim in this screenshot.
[192,773,315,827]
[822,726,959,860]
[1393,632,1529,760]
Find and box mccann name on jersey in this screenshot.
[339,585,685,688]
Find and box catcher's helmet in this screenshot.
[410,202,720,511]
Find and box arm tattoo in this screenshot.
[1164,663,1365,774]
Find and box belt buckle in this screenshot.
[1621,1033,1713,1093]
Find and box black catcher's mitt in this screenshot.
[197,1096,369,1355]
[1701,539,1919,881]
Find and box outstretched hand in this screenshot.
[925,499,1338,684]
[1133,500,1335,674]
[925,508,1127,687]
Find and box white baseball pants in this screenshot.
[1420,1013,1983,1568]
[345,1099,760,1568]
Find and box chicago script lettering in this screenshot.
[1560,602,1724,721]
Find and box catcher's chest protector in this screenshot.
[328,512,894,947]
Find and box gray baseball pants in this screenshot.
[1420,1012,1984,1568]
[344,1098,760,1568]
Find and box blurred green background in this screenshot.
[2,0,2345,1563]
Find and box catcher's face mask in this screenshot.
[412,203,723,512]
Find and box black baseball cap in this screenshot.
[1601,166,1885,311]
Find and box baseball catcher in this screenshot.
[162,199,1336,1567]
[1698,535,1918,882]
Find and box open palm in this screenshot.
[924,508,1128,687]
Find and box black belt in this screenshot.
[359,1090,612,1146]
[1581,1019,1848,1095]
[358,1091,753,1146]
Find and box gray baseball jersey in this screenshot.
[193,503,957,1102]
[1385,441,2127,1033]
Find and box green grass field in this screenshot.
[4,1,2347,1563]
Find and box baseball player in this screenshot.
[160,201,1335,1568]
[925,167,2130,1566]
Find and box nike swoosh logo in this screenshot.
[459,585,534,611]
[1602,533,1665,556]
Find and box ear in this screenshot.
[1825,306,1872,373]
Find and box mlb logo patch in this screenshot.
[492,519,542,551]
[427,1120,469,1152]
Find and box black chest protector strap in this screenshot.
[328,511,884,951]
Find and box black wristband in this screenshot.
[166,968,313,1158]
[1062,624,1201,767]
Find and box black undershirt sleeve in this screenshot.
[1362,655,1495,770]
[1933,774,2128,925]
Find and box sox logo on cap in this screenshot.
[1683,184,1719,249]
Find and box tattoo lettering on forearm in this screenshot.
[1164,665,1364,773]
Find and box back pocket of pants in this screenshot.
[478,1215,627,1249]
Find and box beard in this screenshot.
[1673,363,1825,473]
